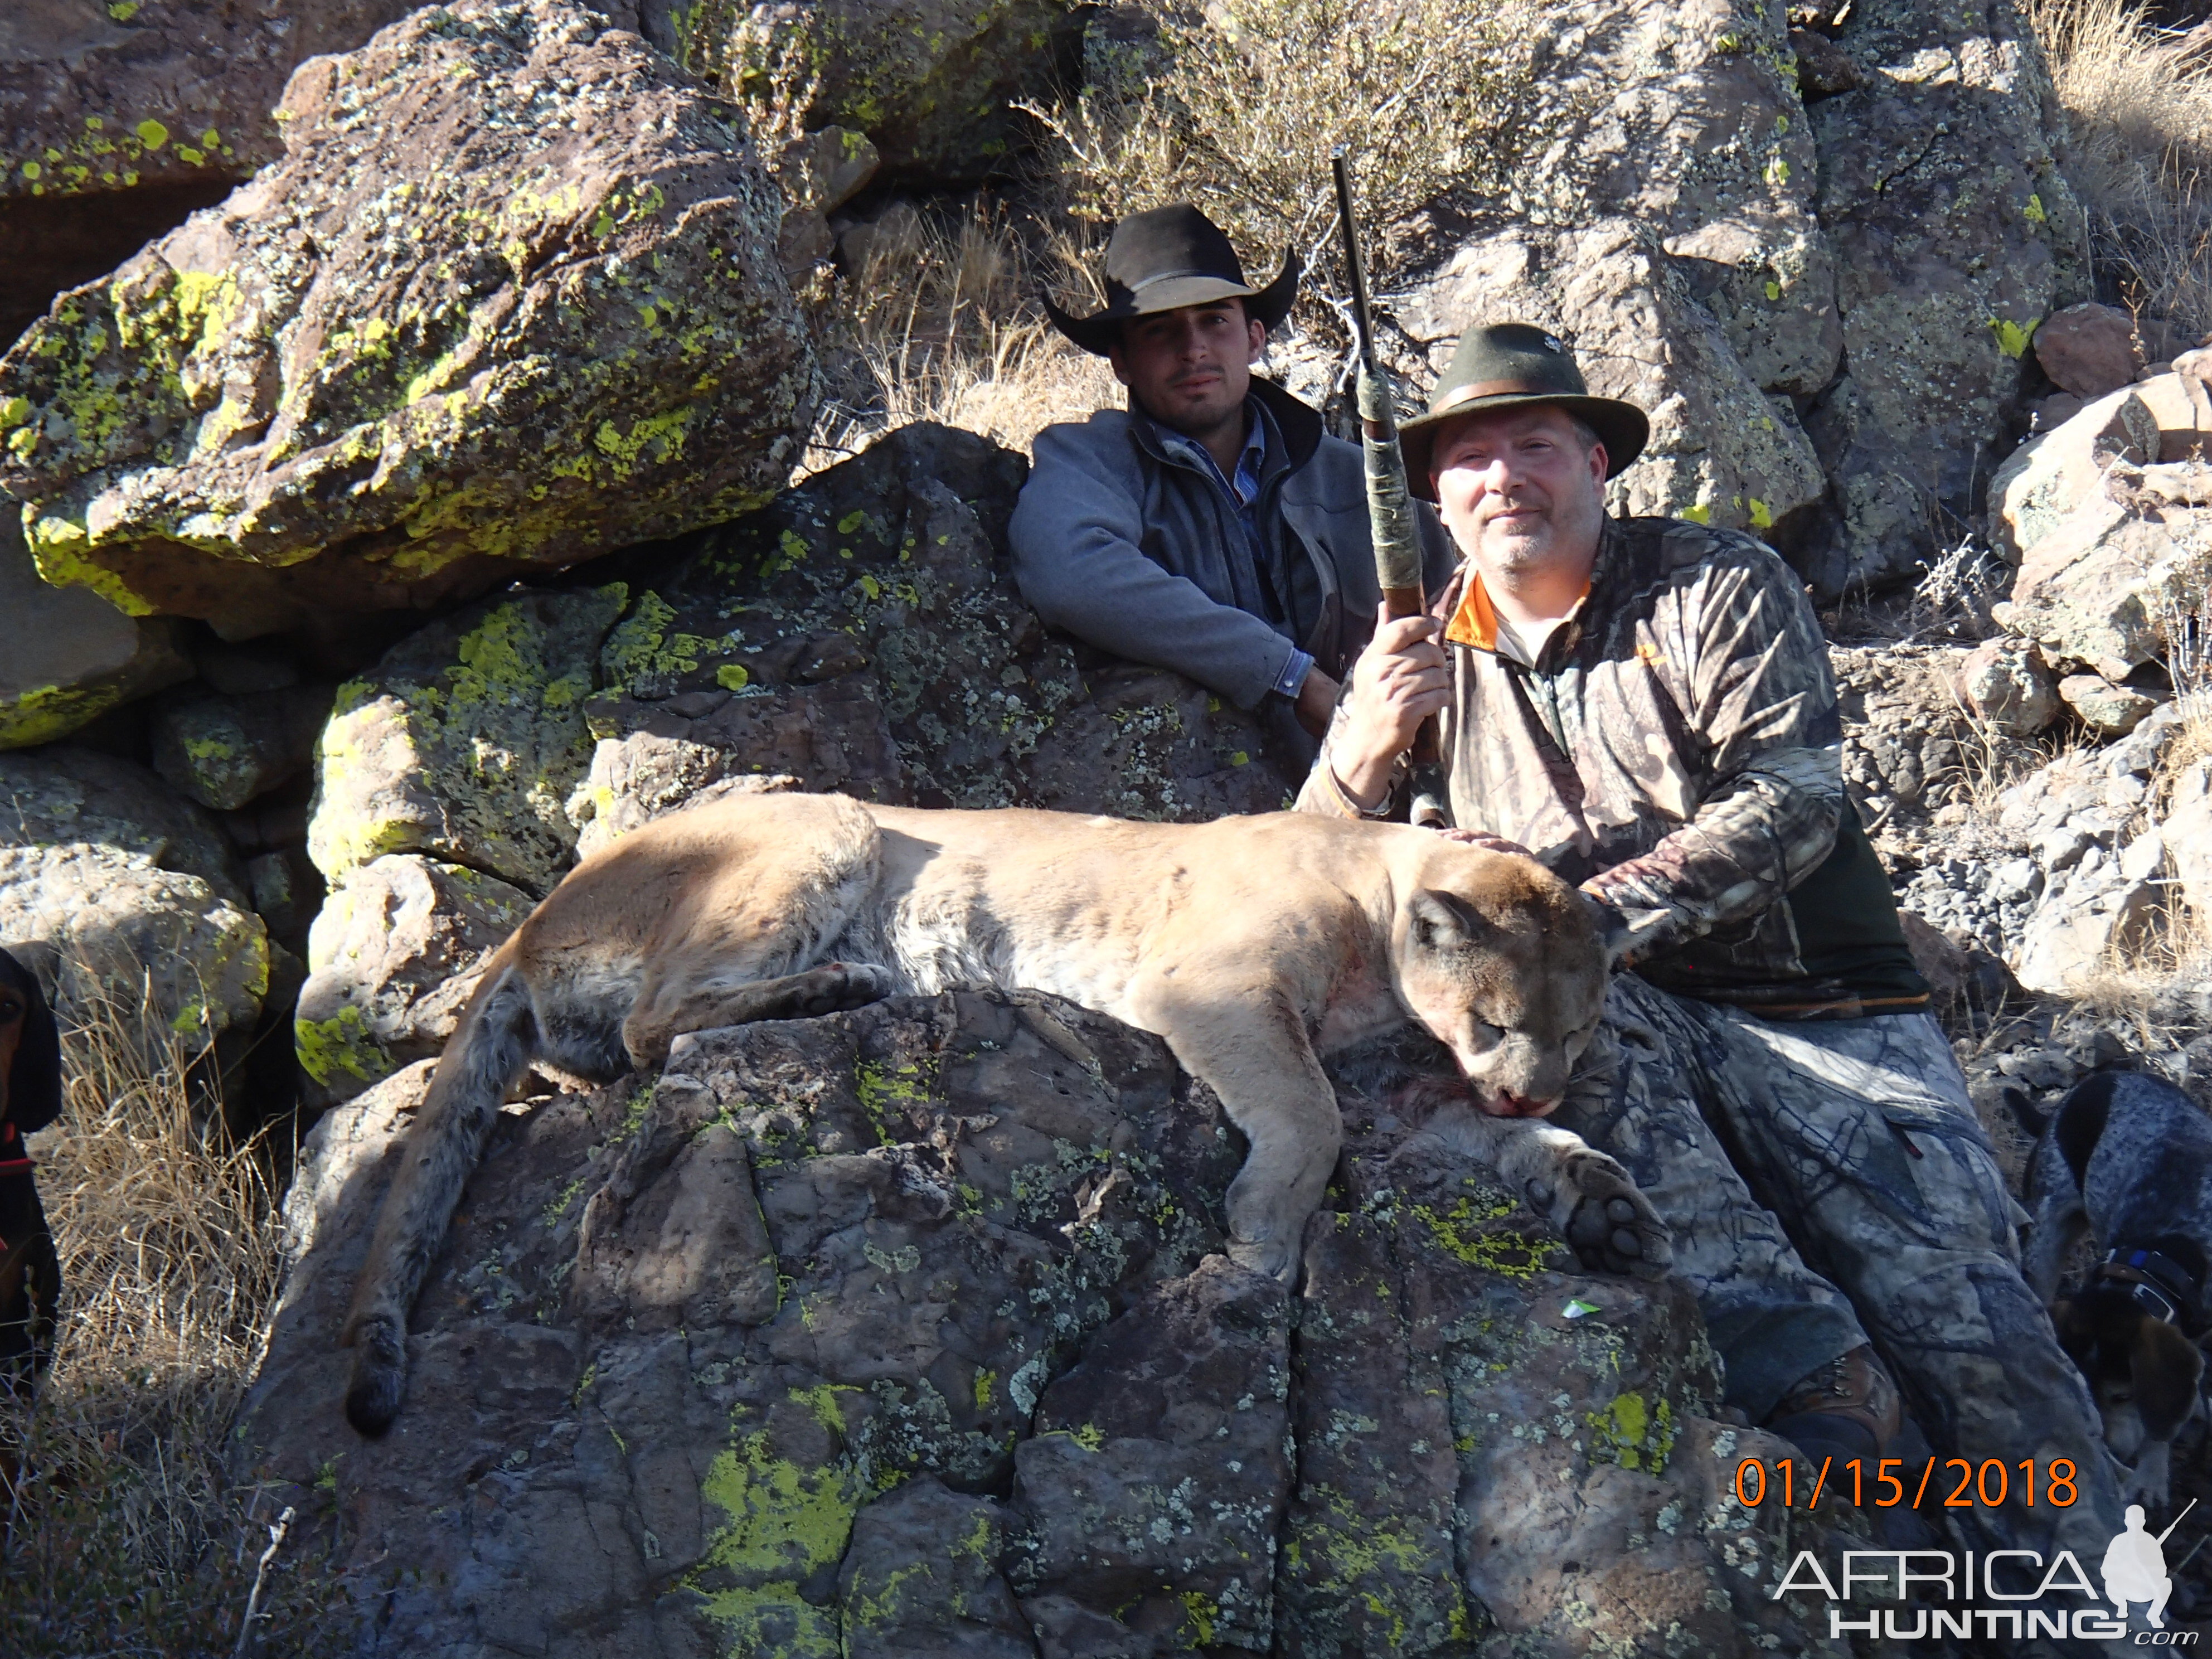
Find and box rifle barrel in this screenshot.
[1331,147,1374,357]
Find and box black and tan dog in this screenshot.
[2021,1069,2212,1506]
[0,947,62,1396]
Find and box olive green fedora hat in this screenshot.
[1044,203,1299,357]
[1398,322,1650,499]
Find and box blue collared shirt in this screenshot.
[1156,403,1313,698]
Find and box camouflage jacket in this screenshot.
[1297,516,1926,1016]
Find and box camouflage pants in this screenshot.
[1556,973,2124,1561]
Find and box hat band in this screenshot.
[1430,377,1567,417]
[1126,268,1249,293]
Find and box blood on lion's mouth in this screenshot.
[1477,1090,1561,1119]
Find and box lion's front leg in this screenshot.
[1420,1104,1672,1280]
[1130,979,1341,1284]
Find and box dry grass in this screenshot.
[0,981,328,1657]
[803,202,1122,471]
[2026,0,2212,333]
[1022,0,1547,338]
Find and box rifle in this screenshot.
[1332,147,1447,827]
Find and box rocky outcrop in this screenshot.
[644,0,1086,184]
[0,510,188,748]
[1398,0,1833,547]
[0,0,812,637]
[1386,0,2088,596]
[0,744,266,1037]
[1802,0,2088,592]
[235,989,1840,1657]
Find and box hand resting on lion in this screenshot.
[341,791,1669,1434]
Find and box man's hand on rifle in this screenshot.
[1330,616,1450,811]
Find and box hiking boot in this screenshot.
[1763,1345,1902,1466]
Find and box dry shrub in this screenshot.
[1,980,328,1656]
[1023,0,1546,332]
[2026,0,2212,332]
[806,202,1120,468]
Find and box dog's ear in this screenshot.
[2050,1296,2095,1363]
[0,953,61,1137]
[2132,1320,2205,1439]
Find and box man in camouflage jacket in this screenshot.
[1302,323,2122,1567]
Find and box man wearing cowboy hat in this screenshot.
[1301,322,2122,1563]
[1009,204,1453,746]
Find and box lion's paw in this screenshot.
[1226,1230,1301,1286]
[800,962,895,1016]
[1528,1151,1671,1280]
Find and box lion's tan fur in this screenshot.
[340,793,1630,1433]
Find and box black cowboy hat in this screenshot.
[1398,322,1650,498]
[1044,204,1299,357]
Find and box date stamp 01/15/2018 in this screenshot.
[1734,1457,2081,1511]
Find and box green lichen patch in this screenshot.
[295,1004,391,1089]
[1587,1389,1679,1474]
[1407,1193,1565,1283]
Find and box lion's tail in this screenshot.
[341,942,535,1435]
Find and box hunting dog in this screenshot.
[2021,1069,2212,1506]
[0,947,61,1393]
[341,792,1672,1434]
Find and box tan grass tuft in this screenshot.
[1022,0,1549,334]
[804,202,1123,471]
[1,978,329,1656]
[2027,0,2212,332]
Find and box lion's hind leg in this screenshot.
[621,962,894,1069]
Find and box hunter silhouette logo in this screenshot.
[2103,1501,2190,1630]
[1771,1500,2205,1644]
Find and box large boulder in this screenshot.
[0,0,420,346]
[1997,473,2211,679]
[234,989,1839,1657]
[0,745,266,1038]
[1988,384,2162,564]
[645,0,1086,183]
[0,0,812,637]
[1802,0,2089,589]
[0,510,190,748]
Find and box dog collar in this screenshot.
[2097,1247,2205,1330]
[0,1120,28,1177]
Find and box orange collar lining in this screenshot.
[1443,572,1590,655]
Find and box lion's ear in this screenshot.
[1580,892,1634,970]
[1409,889,1490,951]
